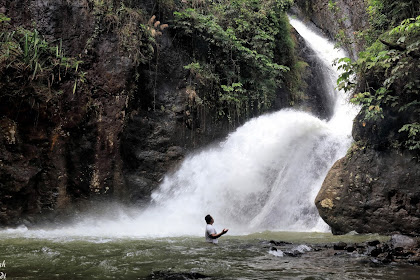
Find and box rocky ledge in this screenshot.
[268,234,420,266]
[315,143,420,235]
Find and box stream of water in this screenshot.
[1,16,419,280]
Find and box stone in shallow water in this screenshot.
[333,242,347,250]
[390,234,417,249]
[146,271,208,279]
[367,240,380,246]
[269,240,293,246]
[346,245,356,252]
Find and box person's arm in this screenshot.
[210,228,228,239]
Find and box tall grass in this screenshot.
[0,14,84,97]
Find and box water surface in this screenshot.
[1,232,419,279]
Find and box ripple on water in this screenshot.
[0,232,419,279]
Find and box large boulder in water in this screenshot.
[315,143,420,235]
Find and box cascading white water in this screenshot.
[1,17,359,239]
[288,17,357,135]
[146,111,344,235]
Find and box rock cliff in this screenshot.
[0,0,135,225]
[0,0,238,225]
[0,0,330,225]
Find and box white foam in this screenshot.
[269,249,284,257]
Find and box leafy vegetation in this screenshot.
[337,1,420,151]
[0,13,84,101]
[88,0,156,66]
[1,0,303,127]
[367,0,418,32]
[172,0,298,123]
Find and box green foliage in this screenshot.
[88,0,155,66]
[366,0,388,31]
[399,123,420,150]
[173,0,295,122]
[368,0,418,29]
[184,61,220,86]
[337,14,420,150]
[328,0,339,13]
[334,29,353,49]
[365,0,419,44]
[0,13,10,23]
[0,15,84,100]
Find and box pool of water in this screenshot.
[1,231,419,279]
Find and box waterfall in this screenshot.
[146,111,344,235]
[2,17,359,239]
[126,17,359,236]
[288,17,357,135]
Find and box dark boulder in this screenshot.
[333,242,347,250]
[315,146,420,235]
[269,240,293,246]
[146,271,208,280]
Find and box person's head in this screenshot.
[205,214,213,224]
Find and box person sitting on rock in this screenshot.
[205,214,228,244]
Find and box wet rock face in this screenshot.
[0,0,132,224]
[0,0,247,223]
[120,31,234,203]
[315,146,420,235]
[0,0,275,223]
[352,107,417,151]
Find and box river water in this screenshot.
[1,231,419,279]
[1,16,419,280]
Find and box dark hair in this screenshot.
[205,214,212,224]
